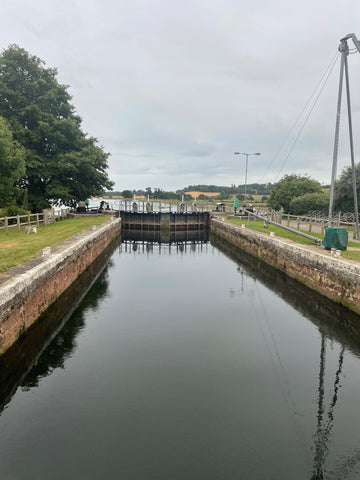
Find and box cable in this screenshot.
[250,285,310,465]
[257,51,340,184]
[272,51,340,182]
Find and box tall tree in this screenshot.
[267,174,321,213]
[334,163,360,212]
[0,116,25,206]
[0,45,113,210]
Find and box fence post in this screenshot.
[27,213,30,226]
[287,214,290,226]
[309,222,312,232]
[5,217,8,235]
[17,215,20,232]
[36,213,39,227]
[321,220,324,235]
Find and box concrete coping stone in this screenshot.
[212,217,360,279]
[0,218,121,312]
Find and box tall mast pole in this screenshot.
[328,42,346,228]
[344,52,360,239]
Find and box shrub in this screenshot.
[5,205,29,217]
[289,192,329,215]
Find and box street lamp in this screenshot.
[234,152,261,205]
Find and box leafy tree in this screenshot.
[0,116,25,206]
[334,163,360,212]
[289,191,329,215]
[154,188,165,199]
[0,45,113,210]
[122,189,133,198]
[145,187,152,198]
[216,192,232,200]
[261,195,268,202]
[267,174,321,213]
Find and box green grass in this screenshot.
[0,216,109,273]
[225,216,360,261]
[226,216,319,245]
[341,250,360,262]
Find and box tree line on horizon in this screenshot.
[0,45,113,214]
[107,183,275,201]
[109,171,359,216]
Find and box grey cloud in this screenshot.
[1,0,360,191]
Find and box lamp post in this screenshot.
[234,152,261,205]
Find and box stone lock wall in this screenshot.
[211,217,360,314]
[0,219,121,356]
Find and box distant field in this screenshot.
[186,191,220,198]
[248,194,266,202]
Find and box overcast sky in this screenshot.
[1,0,360,191]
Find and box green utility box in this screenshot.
[322,227,348,251]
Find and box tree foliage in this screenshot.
[0,116,25,206]
[0,45,113,210]
[122,190,133,198]
[267,174,321,213]
[289,191,329,215]
[334,163,360,212]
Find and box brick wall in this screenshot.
[211,217,360,315]
[0,219,121,355]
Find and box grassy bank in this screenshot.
[0,216,109,274]
[225,216,360,262]
[226,216,319,245]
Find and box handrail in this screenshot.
[240,209,322,244]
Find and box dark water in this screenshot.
[1,233,360,479]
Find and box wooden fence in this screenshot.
[252,209,358,237]
[0,208,70,234]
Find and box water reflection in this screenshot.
[121,229,209,244]
[211,234,360,355]
[0,238,118,413]
[22,267,111,390]
[2,230,360,478]
[211,233,360,478]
